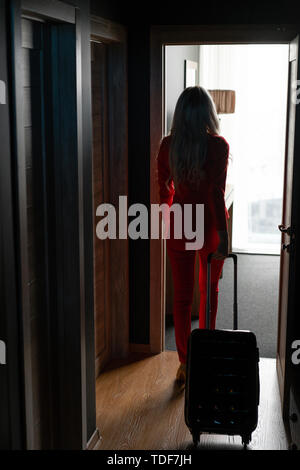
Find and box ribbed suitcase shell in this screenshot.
[184,254,260,447]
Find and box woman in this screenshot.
[156,86,230,390]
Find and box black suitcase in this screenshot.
[184,253,260,448]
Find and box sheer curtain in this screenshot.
[199,44,289,254]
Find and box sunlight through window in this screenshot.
[199,44,289,254]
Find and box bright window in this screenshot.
[199,44,289,254]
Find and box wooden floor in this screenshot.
[95,351,288,450]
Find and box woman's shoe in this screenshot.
[176,363,186,383]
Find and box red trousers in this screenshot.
[166,239,224,364]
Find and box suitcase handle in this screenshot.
[206,253,238,330]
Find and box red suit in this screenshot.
[156,133,230,364]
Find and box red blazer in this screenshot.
[156,133,230,247]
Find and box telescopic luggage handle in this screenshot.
[206,253,238,330]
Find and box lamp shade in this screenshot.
[208,89,236,114]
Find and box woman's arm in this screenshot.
[156,137,175,206]
[212,137,230,231]
[212,138,230,259]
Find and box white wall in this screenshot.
[165,45,200,134]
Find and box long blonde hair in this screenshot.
[169,86,220,190]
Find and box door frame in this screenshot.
[277,35,300,421]
[149,24,300,390]
[10,0,97,449]
[90,15,129,371]
[0,0,24,450]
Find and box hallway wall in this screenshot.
[165,45,200,133]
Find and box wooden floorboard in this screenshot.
[95,352,288,450]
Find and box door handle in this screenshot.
[278,224,294,236]
[282,241,295,253]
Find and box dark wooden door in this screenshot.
[12,0,99,449]
[20,18,52,448]
[91,41,111,377]
[13,9,87,447]
[276,35,300,419]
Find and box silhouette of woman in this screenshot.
[156,86,230,389]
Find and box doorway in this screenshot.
[164,43,289,360]
[150,25,300,425]
[10,0,93,449]
[90,16,129,380]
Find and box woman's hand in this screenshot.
[212,231,229,260]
